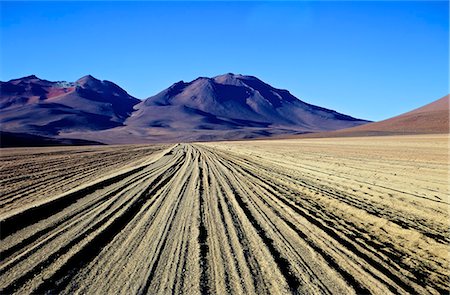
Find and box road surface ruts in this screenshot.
[0,145,169,216]
[0,139,448,294]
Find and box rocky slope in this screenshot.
[1,73,370,144]
[0,75,140,136]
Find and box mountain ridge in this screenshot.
[0,75,140,136]
[1,73,371,144]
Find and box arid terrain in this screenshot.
[292,95,449,138]
[0,134,448,294]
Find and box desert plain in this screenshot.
[0,134,448,294]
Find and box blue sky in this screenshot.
[1,1,448,121]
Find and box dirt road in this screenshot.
[1,135,448,294]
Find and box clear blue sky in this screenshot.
[1,1,448,121]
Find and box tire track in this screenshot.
[1,163,156,238]
[0,146,183,294]
[197,159,210,295]
[1,138,447,295]
[208,146,427,294]
[220,151,443,293]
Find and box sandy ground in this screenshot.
[0,145,169,218]
[0,134,448,294]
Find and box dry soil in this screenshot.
[0,135,448,294]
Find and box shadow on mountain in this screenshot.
[0,132,104,148]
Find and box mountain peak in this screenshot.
[76,75,100,86]
[22,75,39,80]
[7,75,40,83]
[213,73,246,86]
[214,73,241,79]
[212,73,264,85]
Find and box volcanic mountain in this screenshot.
[1,73,370,144]
[109,73,368,143]
[294,94,449,138]
[0,75,140,136]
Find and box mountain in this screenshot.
[1,73,370,144]
[105,73,368,143]
[0,75,140,136]
[293,95,449,138]
[130,73,368,131]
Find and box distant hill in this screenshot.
[0,75,140,136]
[1,73,370,144]
[293,95,449,138]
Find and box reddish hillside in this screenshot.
[0,75,140,136]
[295,95,449,138]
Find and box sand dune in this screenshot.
[0,134,448,294]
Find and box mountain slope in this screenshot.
[114,73,368,142]
[129,73,368,131]
[1,73,370,144]
[293,95,449,138]
[0,75,140,136]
